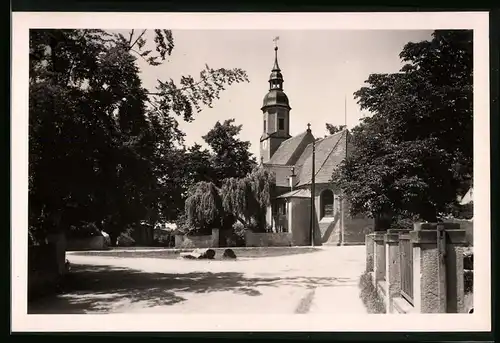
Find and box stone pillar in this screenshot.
[443,224,468,313]
[410,223,447,313]
[365,233,375,272]
[384,230,402,312]
[373,232,386,285]
[211,228,220,248]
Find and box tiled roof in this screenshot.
[276,188,311,199]
[295,130,348,187]
[268,130,315,165]
[262,163,294,188]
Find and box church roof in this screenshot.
[262,163,294,188]
[263,130,350,190]
[268,130,315,165]
[295,130,348,187]
[262,89,290,110]
[276,188,311,199]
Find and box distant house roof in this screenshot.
[268,130,315,165]
[276,188,311,199]
[460,187,473,205]
[295,130,348,187]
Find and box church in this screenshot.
[259,44,371,246]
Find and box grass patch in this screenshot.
[70,247,321,260]
[359,271,386,314]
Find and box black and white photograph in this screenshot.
[12,12,490,332]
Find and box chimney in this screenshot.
[289,167,296,191]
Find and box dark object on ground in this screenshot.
[222,249,237,259]
[469,308,474,314]
[180,248,216,260]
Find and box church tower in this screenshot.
[260,42,291,163]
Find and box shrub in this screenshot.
[359,271,386,313]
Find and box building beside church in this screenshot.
[259,45,371,246]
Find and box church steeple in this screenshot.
[260,37,292,163]
[269,46,284,91]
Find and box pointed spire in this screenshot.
[268,37,284,91]
[272,46,280,71]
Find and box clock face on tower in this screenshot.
[262,140,268,149]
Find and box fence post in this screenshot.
[442,223,468,313]
[410,223,447,313]
[384,229,407,313]
[365,233,375,272]
[373,232,386,286]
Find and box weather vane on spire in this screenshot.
[273,36,280,49]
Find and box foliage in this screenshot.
[325,123,346,136]
[358,271,386,313]
[202,119,258,186]
[221,167,275,232]
[184,182,224,234]
[29,29,249,243]
[333,30,473,225]
[184,167,275,234]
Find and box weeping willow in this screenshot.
[185,181,223,233]
[221,167,275,232]
[185,167,275,233]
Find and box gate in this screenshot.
[399,233,414,305]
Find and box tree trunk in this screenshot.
[373,212,392,232]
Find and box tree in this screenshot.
[221,167,275,232]
[161,118,258,221]
[333,30,473,228]
[184,181,224,235]
[29,29,249,244]
[183,166,275,235]
[202,119,257,186]
[325,123,346,136]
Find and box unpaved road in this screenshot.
[29,246,367,314]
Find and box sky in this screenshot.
[113,29,433,157]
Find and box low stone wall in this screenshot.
[245,232,293,247]
[344,216,373,244]
[446,218,473,246]
[366,222,470,314]
[66,236,107,251]
[175,229,219,248]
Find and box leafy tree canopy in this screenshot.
[333,30,473,226]
[29,29,249,243]
[325,124,346,136]
[184,167,275,235]
[202,118,258,185]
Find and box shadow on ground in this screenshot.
[28,264,354,314]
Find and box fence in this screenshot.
[365,222,471,314]
[399,234,413,305]
[245,232,293,247]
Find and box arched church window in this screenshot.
[320,189,334,218]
